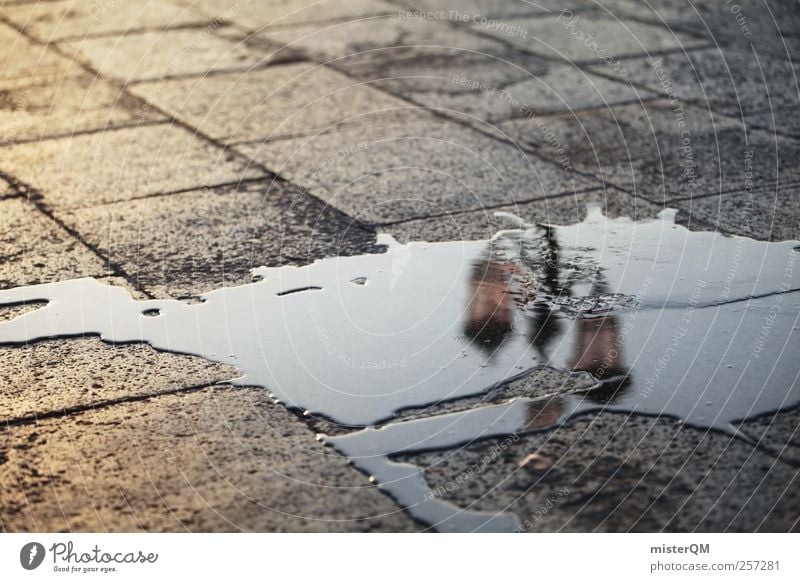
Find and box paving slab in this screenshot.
[59,181,381,299]
[0,21,78,82]
[0,0,208,42]
[0,123,264,209]
[598,0,800,61]
[0,71,162,143]
[130,62,411,143]
[0,197,108,289]
[237,108,597,224]
[472,10,705,64]
[0,386,418,532]
[496,100,800,202]
[673,184,800,242]
[337,45,652,123]
[382,186,662,243]
[259,14,506,64]
[738,407,800,467]
[60,26,290,83]
[0,338,237,424]
[174,0,397,30]
[400,412,800,531]
[594,48,800,137]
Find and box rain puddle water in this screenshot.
[1,206,798,531]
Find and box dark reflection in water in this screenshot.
[1,206,799,531]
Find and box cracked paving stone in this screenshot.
[59,181,382,299]
[60,26,292,84]
[130,62,410,143]
[496,100,800,202]
[259,14,506,64]
[237,108,597,225]
[0,197,109,288]
[0,386,418,532]
[674,184,800,242]
[471,10,706,64]
[0,123,264,210]
[399,412,800,532]
[341,47,653,123]
[174,0,397,31]
[596,48,800,137]
[0,71,163,143]
[0,338,238,424]
[1,0,209,42]
[382,187,662,243]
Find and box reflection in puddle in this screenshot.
[1,206,798,531]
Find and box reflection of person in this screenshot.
[464,260,518,352]
[463,219,630,402]
[524,396,565,430]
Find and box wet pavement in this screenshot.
[1,0,799,532]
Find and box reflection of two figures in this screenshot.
[464,221,631,425]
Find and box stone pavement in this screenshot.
[0,0,798,532]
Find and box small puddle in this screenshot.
[1,205,798,531]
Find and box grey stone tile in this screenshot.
[382,187,663,243]
[0,197,108,289]
[60,26,285,83]
[473,11,706,64]
[0,123,264,209]
[496,100,800,202]
[260,14,506,64]
[674,184,800,242]
[738,407,800,466]
[0,71,162,143]
[175,0,396,30]
[401,412,800,531]
[0,386,417,531]
[238,109,597,224]
[1,0,208,42]
[0,338,237,423]
[130,62,410,143]
[341,48,653,122]
[595,48,800,136]
[59,181,381,299]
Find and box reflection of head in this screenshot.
[464,260,515,353]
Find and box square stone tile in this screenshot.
[0,123,264,209]
[60,26,287,83]
[674,184,800,242]
[176,0,396,30]
[238,109,597,224]
[60,181,380,298]
[0,386,417,531]
[1,0,208,42]
[130,62,411,143]
[473,11,705,64]
[598,48,800,137]
[496,100,800,202]
[342,47,654,122]
[0,197,108,289]
[0,71,162,143]
[383,186,663,243]
[260,14,506,64]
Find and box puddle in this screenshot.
[0,205,798,531]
